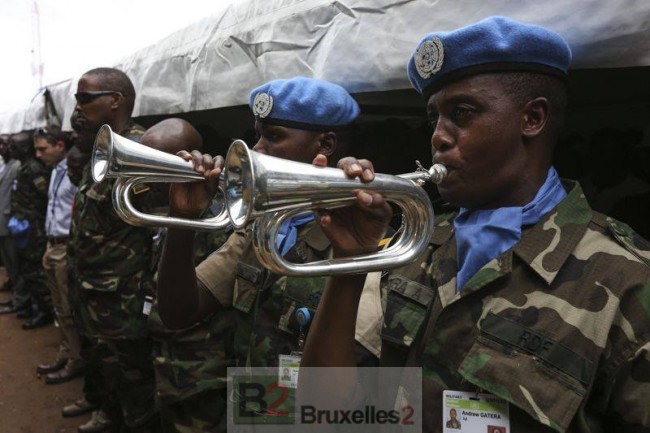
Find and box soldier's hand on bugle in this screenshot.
[313,154,393,258]
[169,151,224,219]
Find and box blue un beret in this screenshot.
[248,77,360,131]
[407,16,572,100]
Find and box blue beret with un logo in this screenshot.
[248,77,360,131]
[407,16,572,100]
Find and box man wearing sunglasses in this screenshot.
[68,67,157,433]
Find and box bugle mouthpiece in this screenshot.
[429,164,447,184]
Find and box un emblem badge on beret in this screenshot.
[415,37,444,79]
[253,93,273,118]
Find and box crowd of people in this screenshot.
[0,14,649,433]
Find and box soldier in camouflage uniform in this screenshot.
[136,118,235,433]
[148,228,234,433]
[67,67,157,433]
[302,17,650,433]
[0,134,30,315]
[157,79,375,388]
[8,131,52,329]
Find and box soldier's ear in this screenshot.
[110,92,124,110]
[317,131,337,157]
[521,97,549,139]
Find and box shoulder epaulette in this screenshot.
[595,212,650,267]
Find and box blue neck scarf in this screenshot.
[454,167,566,291]
[276,214,316,256]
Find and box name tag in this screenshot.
[443,390,509,433]
[142,296,153,316]
[278,354,301,389]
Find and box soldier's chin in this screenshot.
[437,187,458,206]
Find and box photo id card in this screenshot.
[443,390,510,433]
[278,354,301,389]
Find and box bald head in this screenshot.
[9,132,34,161]
[141,118,203,155]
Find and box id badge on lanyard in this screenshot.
[277,307,311,389]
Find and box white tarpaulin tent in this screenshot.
[1,0,649,134]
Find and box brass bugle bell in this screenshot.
[92,124,230,231]
[223,140,447,276]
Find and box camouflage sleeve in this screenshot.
[600,268,650,430]
[10,164,50,222]
[603,219,650,428]
[195,230,248,308]
[606,339,650,429]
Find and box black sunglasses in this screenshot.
[74,91,121,104]
[34,127,66,143]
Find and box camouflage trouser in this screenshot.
[79,335,110,407]
[159,389,227,433]
[0,235,29,307]
[80,337,121,421]
[102,337,158,432]
[72,286,158,432]
[16,233,49,312]
[69,279,107,410]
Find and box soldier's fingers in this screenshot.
[213,155,224,169]
[190,150,205,172]
[338,158,375,182]
[357,159,376,183]
[337,157,363,178]
[176,150,192,161]
[200,153,216,173]
[354,190,390,213]
[205,156,224,179]
[312,154,328,167]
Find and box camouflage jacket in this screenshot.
[230,222,331,367]
[10,157,50,236]
[148,229,235,405]
[381,180,650,433]
[149,304,236,406]
[194,221,383,368]
[68,121,154,338]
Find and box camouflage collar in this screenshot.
[513,180,592,285]
[118,120,146,142]
[430,210,456,245]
